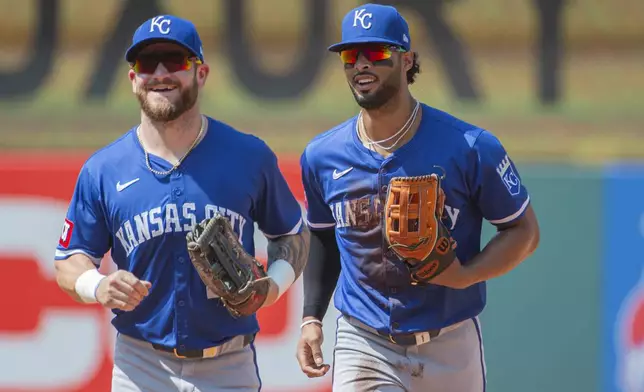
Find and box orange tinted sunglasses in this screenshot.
[339,45,406,65]
[130,52,202,74]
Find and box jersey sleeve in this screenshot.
[253,147,303,238]
[470,130,531,225]
[300,150,335,230]
[54,163,111,266]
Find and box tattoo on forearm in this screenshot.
[267,225,310,279]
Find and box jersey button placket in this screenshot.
[175,251,190,345]
[380,158,398,335]
[378,160,391,197]
[170,169,184,200]
[170,171,188,347]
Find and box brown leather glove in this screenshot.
[186,212,270,317]
[384,173,457,285]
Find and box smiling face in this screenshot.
[128,42,209,122]
[340,44,411,110]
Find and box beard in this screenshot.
[350,66,401,110]
[136,73,199,122]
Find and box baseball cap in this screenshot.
[125,15,204,63]
[327,4,411,52]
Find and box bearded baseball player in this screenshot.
[53,15,309,392]
[296,4,540,391]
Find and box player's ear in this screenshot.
[197,63,210,87]
[128,70,137,93]
[402,51,414,73]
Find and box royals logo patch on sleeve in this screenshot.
[496,154,521,196]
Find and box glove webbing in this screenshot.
[201,217,246,288]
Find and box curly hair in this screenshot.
[406,51,420,85]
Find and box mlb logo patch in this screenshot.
[496,154,521,196]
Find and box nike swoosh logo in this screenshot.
[116,178,140,192]
[333,167,353,180]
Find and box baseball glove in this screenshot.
[384,173,457,285]
[186,212,270,318]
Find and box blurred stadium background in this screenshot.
[0,1,642,392]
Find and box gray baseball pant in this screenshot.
[331,315,487,392]
[111,333,261,392]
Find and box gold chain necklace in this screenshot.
[136,115,206,176]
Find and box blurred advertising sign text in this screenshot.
[0,0,583,104]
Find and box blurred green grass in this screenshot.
[1,48,642,165]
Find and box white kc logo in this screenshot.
[353,9,373,29]
[150,16,171,35]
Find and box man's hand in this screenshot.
[296,319,330,378]
[96,270,152,311]
[431,205,541,289]
[428,258,474,289]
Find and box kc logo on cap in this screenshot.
[149,16,171,35]
[327,4,412,53]
[353,9,373,30]
[125,15,205,63]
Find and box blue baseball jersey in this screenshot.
[55,116,303,350]
[301,103,530,334]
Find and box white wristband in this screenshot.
[301,319,323,329]
[267,259,296,300]
[74,268,106,303]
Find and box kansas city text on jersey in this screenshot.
[329,195,461,230]
[116,202,246,256]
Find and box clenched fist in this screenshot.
[96,270,151,311]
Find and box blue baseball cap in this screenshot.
[328,4,411,52]
[125,15,204,63]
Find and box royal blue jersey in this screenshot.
[301,103,530,334]
[55,116,303,350]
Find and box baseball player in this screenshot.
[295,4,540,391]
[53,15,309,392]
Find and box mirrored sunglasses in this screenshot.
[339,45,406,65]
[131,52,202,74]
